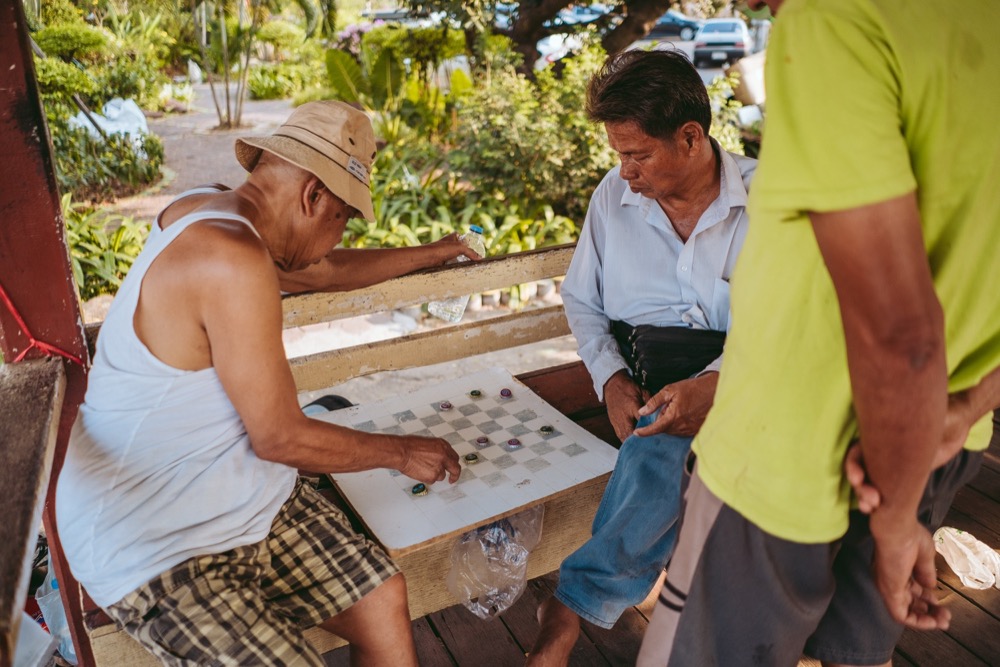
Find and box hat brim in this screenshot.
[235,135,376,221]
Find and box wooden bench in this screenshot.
[0,360,66,667]
[83,243,619,662]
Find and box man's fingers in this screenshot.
[844,444,881,513]
[638,390,672,417]
[634,403,676,437]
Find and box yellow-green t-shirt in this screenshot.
[694,0,1000,543]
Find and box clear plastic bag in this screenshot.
[446,505,544,620]
[933,526,1000,590]
[34,553,78,665]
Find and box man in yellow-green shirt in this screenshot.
[636,1,1000,665]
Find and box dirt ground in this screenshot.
[106,85,580,405]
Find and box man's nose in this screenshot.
[620,161,638,180]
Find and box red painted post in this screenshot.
[0,2,94,664]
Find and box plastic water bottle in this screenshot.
[427,225,486,323]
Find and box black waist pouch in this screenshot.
[611,321,726,395]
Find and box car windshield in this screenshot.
[702,22,740,33]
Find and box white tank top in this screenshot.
[56,190,297,606]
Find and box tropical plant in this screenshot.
[61,193,150,300]
[706,71,745,155]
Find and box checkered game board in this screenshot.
[314,367,618,554]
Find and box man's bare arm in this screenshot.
[202,236,460,483]
[278,234,480,293]
[811,191,949,630]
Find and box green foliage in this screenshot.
[257,19,306,55]
[248,62,300,99]
[35,23,109,61]
[104,7,177,69]
[325,46,405,109]
[343,143,578,257]
[94,51,164,109]
[362,24,464,78]
[34,58,97,108]
[449,35,614,222]
[707,72,745,155]
[40,0,83,26]
[50,118,164,204]
[61,193,150,300]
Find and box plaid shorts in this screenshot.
[105,479,399,666]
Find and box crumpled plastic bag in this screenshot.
[34,554,78,664]
[446,505,544,620]
[933,526,1000,590]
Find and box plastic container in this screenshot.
[427,225,486,323]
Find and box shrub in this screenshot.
[363,24,465,79]
[94,50,164,109]
[40,0,83,27]
[61,194,149,300]
[50,118,164,204]
[449,36,615,223]
[34,24,109,62]
[706,72,745,155]
[35,58,97,108]
[248,62,298,99]
[257,20,306,57]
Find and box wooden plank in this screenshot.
[321,618,453,666]
[951,486,1000,532]
[498,574,609,666]
[0,360,65,667]
[936,586,1000,664]
[518,362,603,419]
[966,463,1000,504]
[891,652,917,666]
[290,306,570,391]
[427,604,527,665]
[896,624,988,667]
[579,607,649,665]
[282,245,574,328]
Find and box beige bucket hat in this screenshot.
[235,101,377,220]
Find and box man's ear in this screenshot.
[679,121,705,154]
[302,176,326,217]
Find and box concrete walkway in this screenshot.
[106,85,580,405]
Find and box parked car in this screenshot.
[692,18,753,67]
[647,9,703,41]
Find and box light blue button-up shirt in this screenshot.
[562,145,756,399]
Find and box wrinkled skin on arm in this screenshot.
[277,233,481,293]
[812,191,949,631]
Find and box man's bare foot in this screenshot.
[526,598,580,666]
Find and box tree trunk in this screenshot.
[602,0,673,55]
[507,0,572,74]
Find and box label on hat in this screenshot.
[347,156,369,184]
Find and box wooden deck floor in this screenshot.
[322,438,1000,666]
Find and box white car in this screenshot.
[692,18,753,67]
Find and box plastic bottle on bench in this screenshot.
[427,225,486,323]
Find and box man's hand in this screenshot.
[398,436,461,485]
[870,514,951,631]
[633,373,718,438]
[845,389,981,514]
[603,371,647,442]
[426,233,483,264]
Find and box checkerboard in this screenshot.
[314,367,618,554]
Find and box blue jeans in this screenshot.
[554,414,692,629]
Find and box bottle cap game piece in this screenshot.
[507,438,522,448]
[439,401,453,411]
[464,453,480,464]
[540,425,554,434]
[411,483,428,496]
[499,388,513,399]
[476,436,490,444]
[469,389,482,398]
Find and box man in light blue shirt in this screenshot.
[528,49,755,666]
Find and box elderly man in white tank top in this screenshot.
[56,102,470,666]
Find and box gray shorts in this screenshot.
[638,449,984,667]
